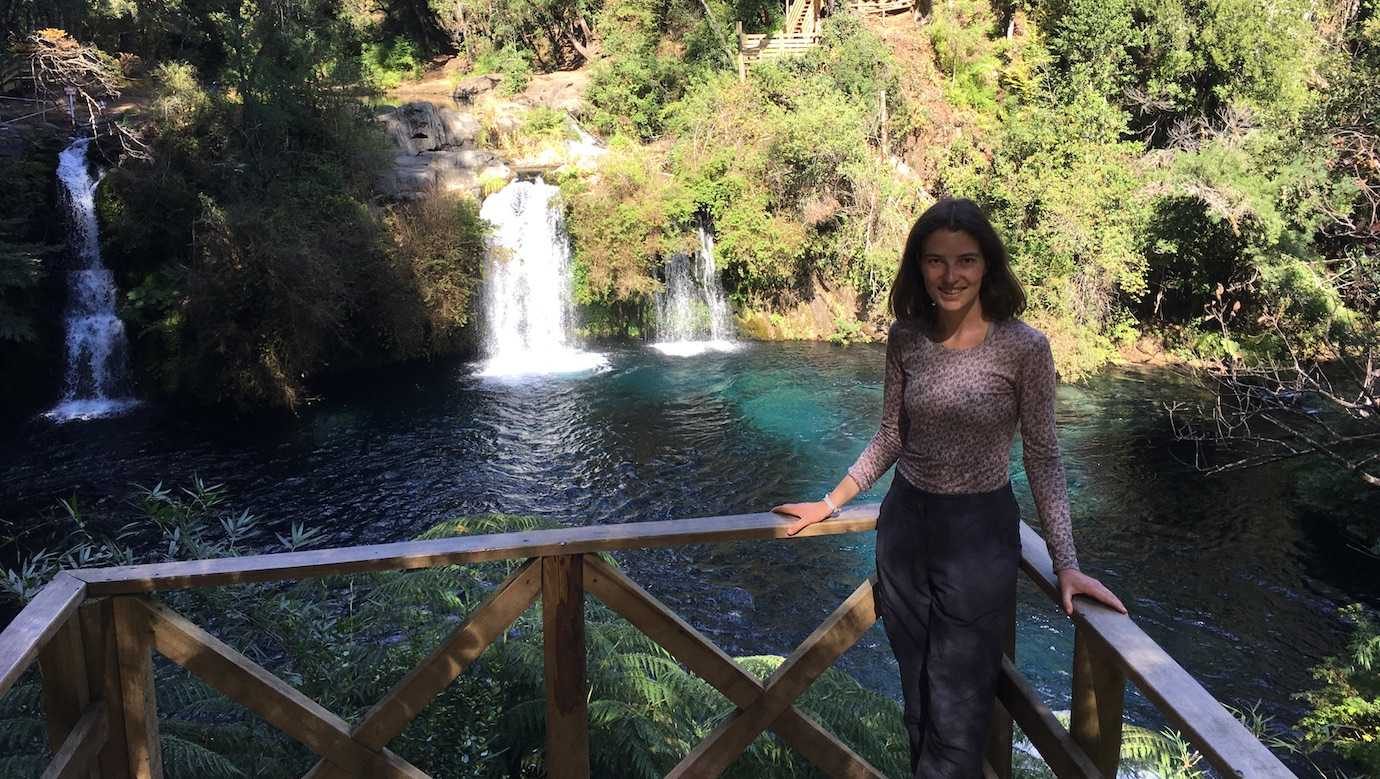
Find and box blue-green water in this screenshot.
[2,342,1376,769]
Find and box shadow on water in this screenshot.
[2,343,1376,770]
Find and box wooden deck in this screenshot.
[1,505,1295,778]
[737,0,916,77]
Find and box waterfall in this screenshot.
[46,138,138,422]
[477,178,605,377]
[652,219,737,357]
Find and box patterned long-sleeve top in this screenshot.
[847,318,1080,572]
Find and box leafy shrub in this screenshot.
[149,61,210,131]
[563,137,676,306]
[472,44,533,94]
[1298,605,1380,773]
[926,0,1006,113]
[360,38,425,90]
[383,193,489,354]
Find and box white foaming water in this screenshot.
[46,138,138,422]
[649,340,740,357]
[477,178,606,378]
[652,220,737,356]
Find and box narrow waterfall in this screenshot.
[477,178,606,377]
[652,219,737,357]
[46,138,138,422]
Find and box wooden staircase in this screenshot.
[736,0,822,78]
[737,0,915,78]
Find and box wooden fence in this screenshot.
[0,505,1295,778]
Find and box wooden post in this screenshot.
[39,613,104,779]
[985,603,1016,779]
[81,599,131,779]
[543,555,588,778]
[737,21,746,80]
[1070,625,1125,778]
[38,616,90,754]
[112,597,162,779]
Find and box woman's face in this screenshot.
[919,228,986,315]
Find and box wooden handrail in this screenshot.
[67,508,881,594]
[0,572,85,695]
[1,507,1296,778]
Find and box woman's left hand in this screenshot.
[1056,569,1127,617]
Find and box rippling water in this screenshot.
[2,342,1375,770]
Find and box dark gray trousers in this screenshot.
[875,473,1020,778]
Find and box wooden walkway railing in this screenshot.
[0,505,1295,778]
[737,0,822,78]
[736,0,916,78]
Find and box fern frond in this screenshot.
[160,733,247,778]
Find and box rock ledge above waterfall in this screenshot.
[375,96,604,201]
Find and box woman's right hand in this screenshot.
[771,501,834,536]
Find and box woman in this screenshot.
[772,198,1126,778]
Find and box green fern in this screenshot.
[160,734,248,778]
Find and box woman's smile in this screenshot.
[920,228,986,312]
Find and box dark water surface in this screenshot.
[3,342,1376,765]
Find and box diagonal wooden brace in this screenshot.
[668,577,879,778]
[582,555,882,778]
[130,598,428,778]
[304,560,541,779]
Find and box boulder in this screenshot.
[453,74,500,104]
[378,101,480,155]
[378,148,513,199]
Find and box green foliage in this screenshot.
[384,193,490,353]
[926,0,1008,114]
[431,0,597,70]
[471,43,534,94]
[583,0,689,140]
[563,137,675,305]
[943,78,1148,376]
[360,37,425,90]
[1035,0,1138,98]
[0,144,57,346]
[659,15,918,311]
[1298,604,1380,772]
[582,0,743,140]
[1034,0,1320,124]
[0,128,64,418]
[149,61,211,132]
[1011,715,1209,778]
[98,48,488,409]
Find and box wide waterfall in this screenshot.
[652,220,737,357]
[478,178,606,377]
[46,138,138,422]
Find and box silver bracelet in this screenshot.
[821,493,841,518]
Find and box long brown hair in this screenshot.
[888,198,1027,324]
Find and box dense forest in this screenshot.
[1,0,1376,410]
[1,0,1378,774]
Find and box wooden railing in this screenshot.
[848,0,915,15]
[736,0,823,78]
[736,0,917,78]
[0,505,1295,778]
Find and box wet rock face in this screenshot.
[376,101,511,200]
[379,101,480,155]
[375,94,606,200]
[388,148,512,197]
